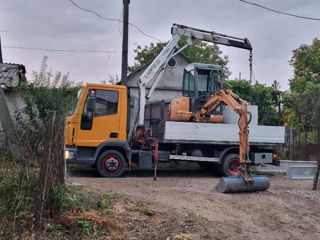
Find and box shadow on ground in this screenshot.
[67,163,219,179]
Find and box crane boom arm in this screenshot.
[137,23,252,125]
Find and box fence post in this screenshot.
[312,152,320,190]
[37,111,56,225]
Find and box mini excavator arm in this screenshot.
[195,89,253,183]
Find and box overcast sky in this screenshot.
[1,0,319,90]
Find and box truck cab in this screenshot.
[65,84,131,177]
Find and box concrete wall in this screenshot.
[0,88,26,150]
[3,90,27,122]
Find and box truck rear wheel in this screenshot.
[220,153,240,177]
[96,150,126,177]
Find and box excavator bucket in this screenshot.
[216,175,270,193]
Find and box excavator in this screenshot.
[170,88,270,192]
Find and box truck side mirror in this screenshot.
[86,97,95,112]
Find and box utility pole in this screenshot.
[121,0,130,86]
[0,37,3,63]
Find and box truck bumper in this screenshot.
[64,146,78,163]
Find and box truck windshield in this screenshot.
[69,88,83,116]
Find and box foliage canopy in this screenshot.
[128,38,230,77]
[284,38,320,133]
[19,56,81,120]
[225,79,281,126]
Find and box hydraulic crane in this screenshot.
[136,24,269,193]
[137,23,253,126]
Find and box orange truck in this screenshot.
[65,24,288,185]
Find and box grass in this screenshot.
[142,206,154,216]
[0,156,38,239]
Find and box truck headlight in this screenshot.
[64,150,74,159]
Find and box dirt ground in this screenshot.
[69,166,320,240]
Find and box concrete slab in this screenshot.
[255,160,317,175]
[287,165,317,180]
[255,164,286,173]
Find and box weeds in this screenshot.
[52,184,86,214]
[142,206,155,216]
[77,220,95,236]
[0,157,38,239]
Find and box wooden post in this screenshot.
[312,152,320,190]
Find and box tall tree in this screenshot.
[128,38,230,77]
[284,39,320,131]
[225,79,282,126]
[289,38,320,94]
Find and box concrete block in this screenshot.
[280,160,317,171]
[255,164,286,173]
[223,105,258,126]
[287,165,316,179]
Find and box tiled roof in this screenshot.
[0,63,26,88]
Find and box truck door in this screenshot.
[75,88,121,147]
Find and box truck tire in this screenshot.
[96,150,126,177]
[220,153,240,177]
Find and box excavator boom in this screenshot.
[170,88,270,192]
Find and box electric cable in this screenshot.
[239,0,320,21]
[68,0,161,42]
[3,45,119,53]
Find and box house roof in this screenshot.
[0,63,26,89]
[127,52,191,79]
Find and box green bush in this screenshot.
[52,184,86,214]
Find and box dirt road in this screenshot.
[69,167,320,240]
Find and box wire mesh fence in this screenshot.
[0,111,65,237]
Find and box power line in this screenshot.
[118,9,123,37]
[68,0,161,42]
[3,46,119,53]
[239,0,320,21]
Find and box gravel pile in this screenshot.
[287,189,320,202]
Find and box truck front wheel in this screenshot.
[96,150,126,177]
[220,153,240,177]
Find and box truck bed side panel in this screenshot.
[163,122,285,145]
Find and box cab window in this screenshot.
[182,70,195,96]
[94,90,118,116]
